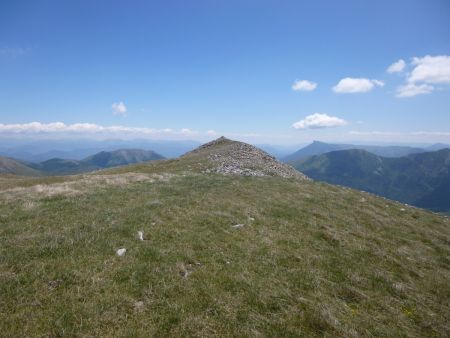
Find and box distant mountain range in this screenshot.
[0,149,165,176]
[291,148,450,213]
[283,140,449,163]
[255,144,306,159]
[0,139,199,162]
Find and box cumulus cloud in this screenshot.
[387,59,406,73]
[408,55,450,84]
[396,83,434,98]
[112,101,127,116]
[292,80,317,92]
[394,55,450,97]
[292,113,348,129]
[332,78,384,93]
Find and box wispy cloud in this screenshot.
[349,130,450,137]
[293,113,347,129]
[396,83,434,98]
[112,101,128,116]
[387,59,406,73]
[349,130,450,143]
[332,77,384,93]
[0,122,202,139]
[292,80,317,92]
[180,128,198,136]
[0,46,32,57]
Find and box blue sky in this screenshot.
[1,0,450,144]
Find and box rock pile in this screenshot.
[184,137,309,180]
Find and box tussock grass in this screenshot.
[0,168,449,337]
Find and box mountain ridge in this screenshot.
[284,140,428,163]
[1,148,165,176]
[293,148,450,212]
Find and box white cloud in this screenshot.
[206,130,217,136]
[396,83,434,98]
[371,79,385,87]
[387,59,406,73]
[408,55,450,84]
[181,128,197,136]
[0,122,206,139]
[112,101,127,116]
[332,77,384,93]
[393,55,450,97]
[292,80,317,92]
[292,113,348,129]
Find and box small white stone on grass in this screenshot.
[248,217,255,221]
[400,208,406,211]
[116,248,127,256]
[138,231,144,241]
[232,224,245,228]
[134,301,145,312]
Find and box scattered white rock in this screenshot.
[134,301,145,312]
[248,217,255,221]
[232,224,245,228]
[138,231,144,241]
[116,248,127,256]
[392,282,406,292]
[400,208,406,211]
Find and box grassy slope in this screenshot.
[1,160,449,337]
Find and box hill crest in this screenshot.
[183,136,309,179]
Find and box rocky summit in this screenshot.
[183,136,309,179]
